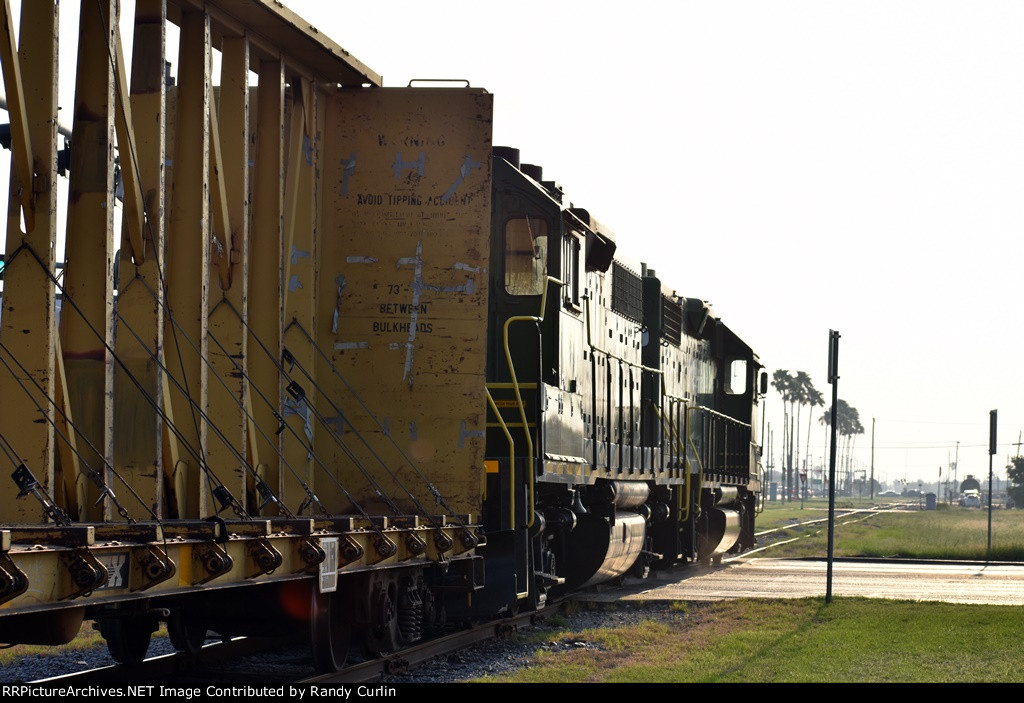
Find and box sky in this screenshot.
[9,0,1024,489]
[283,0,1023,490]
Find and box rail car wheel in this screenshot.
[363,576,428,656]
[167,612,207,655]
[98,616,156,666]
[363,581,401,656]
[311,587,351,673]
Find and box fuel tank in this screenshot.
[698,489,742,561]
[560,511,646,589]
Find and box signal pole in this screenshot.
[826,330,840,604]
[988,410,997,557]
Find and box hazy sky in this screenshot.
[16,0,1024,488]
[288,0,1024,488]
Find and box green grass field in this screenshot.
[479,598,1024,683]
[756,501,1024,560]
[479,503,1024,683]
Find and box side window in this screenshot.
[726,359,748,395]
[562,232,581,308]
[504,216,548,295]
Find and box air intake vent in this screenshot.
[611,262,643,323]
[661,295,682,346]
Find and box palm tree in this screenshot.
[797,374,823,483]
[821,398,864,495]
[772,371,822,498]
[771,370,798,500]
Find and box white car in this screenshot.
[961,491,982,508]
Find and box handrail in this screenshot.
[684,405,709,523]
[501,275,562,529]
[653,399,695,522]
[484,388,516,529]
[688,403,752,429]
[755,449,766,514]
[684,404,753,504]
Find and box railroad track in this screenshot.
[24,605,561,686]
[27,634,304,685]
[303,606,559,684]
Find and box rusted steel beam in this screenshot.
[206,33,252,511]
[163,9,211,518]
[112,34,146,266]
[0,0,35,233]
[280,78,319,513]
[247,58,285,515]
[60,0,118,522]
[167,0,381,87]
[0,0,59,523]
[112,0,168,520]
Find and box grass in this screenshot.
[0,622,170,666]
[464,505,1024,683]
[758,505,1024,561]
[478,598,1024,683]
[0,622,106,666]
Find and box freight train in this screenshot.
[0,0,763,673]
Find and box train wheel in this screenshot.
[99,616,155,666]
[311,587,351,673]
[363,584,400,656]
[167,612,207,655]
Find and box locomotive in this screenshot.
[0,0,763,673]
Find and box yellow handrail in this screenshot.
[652,399,695,522]
[684,405,708,523]
[501,275,562,529]
[653,399,686,458]
[484,388,516,529]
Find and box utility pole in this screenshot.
[870,418,875,501]
[782,410,787,506]
[954,440,960,501]
[789,411,795,504]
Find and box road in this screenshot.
[581,558,1024,606]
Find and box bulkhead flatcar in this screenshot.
[0,0,763,674]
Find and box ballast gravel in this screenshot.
[2,602,680,684]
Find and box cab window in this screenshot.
[726,359,748,395]
[505,216,548,295]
